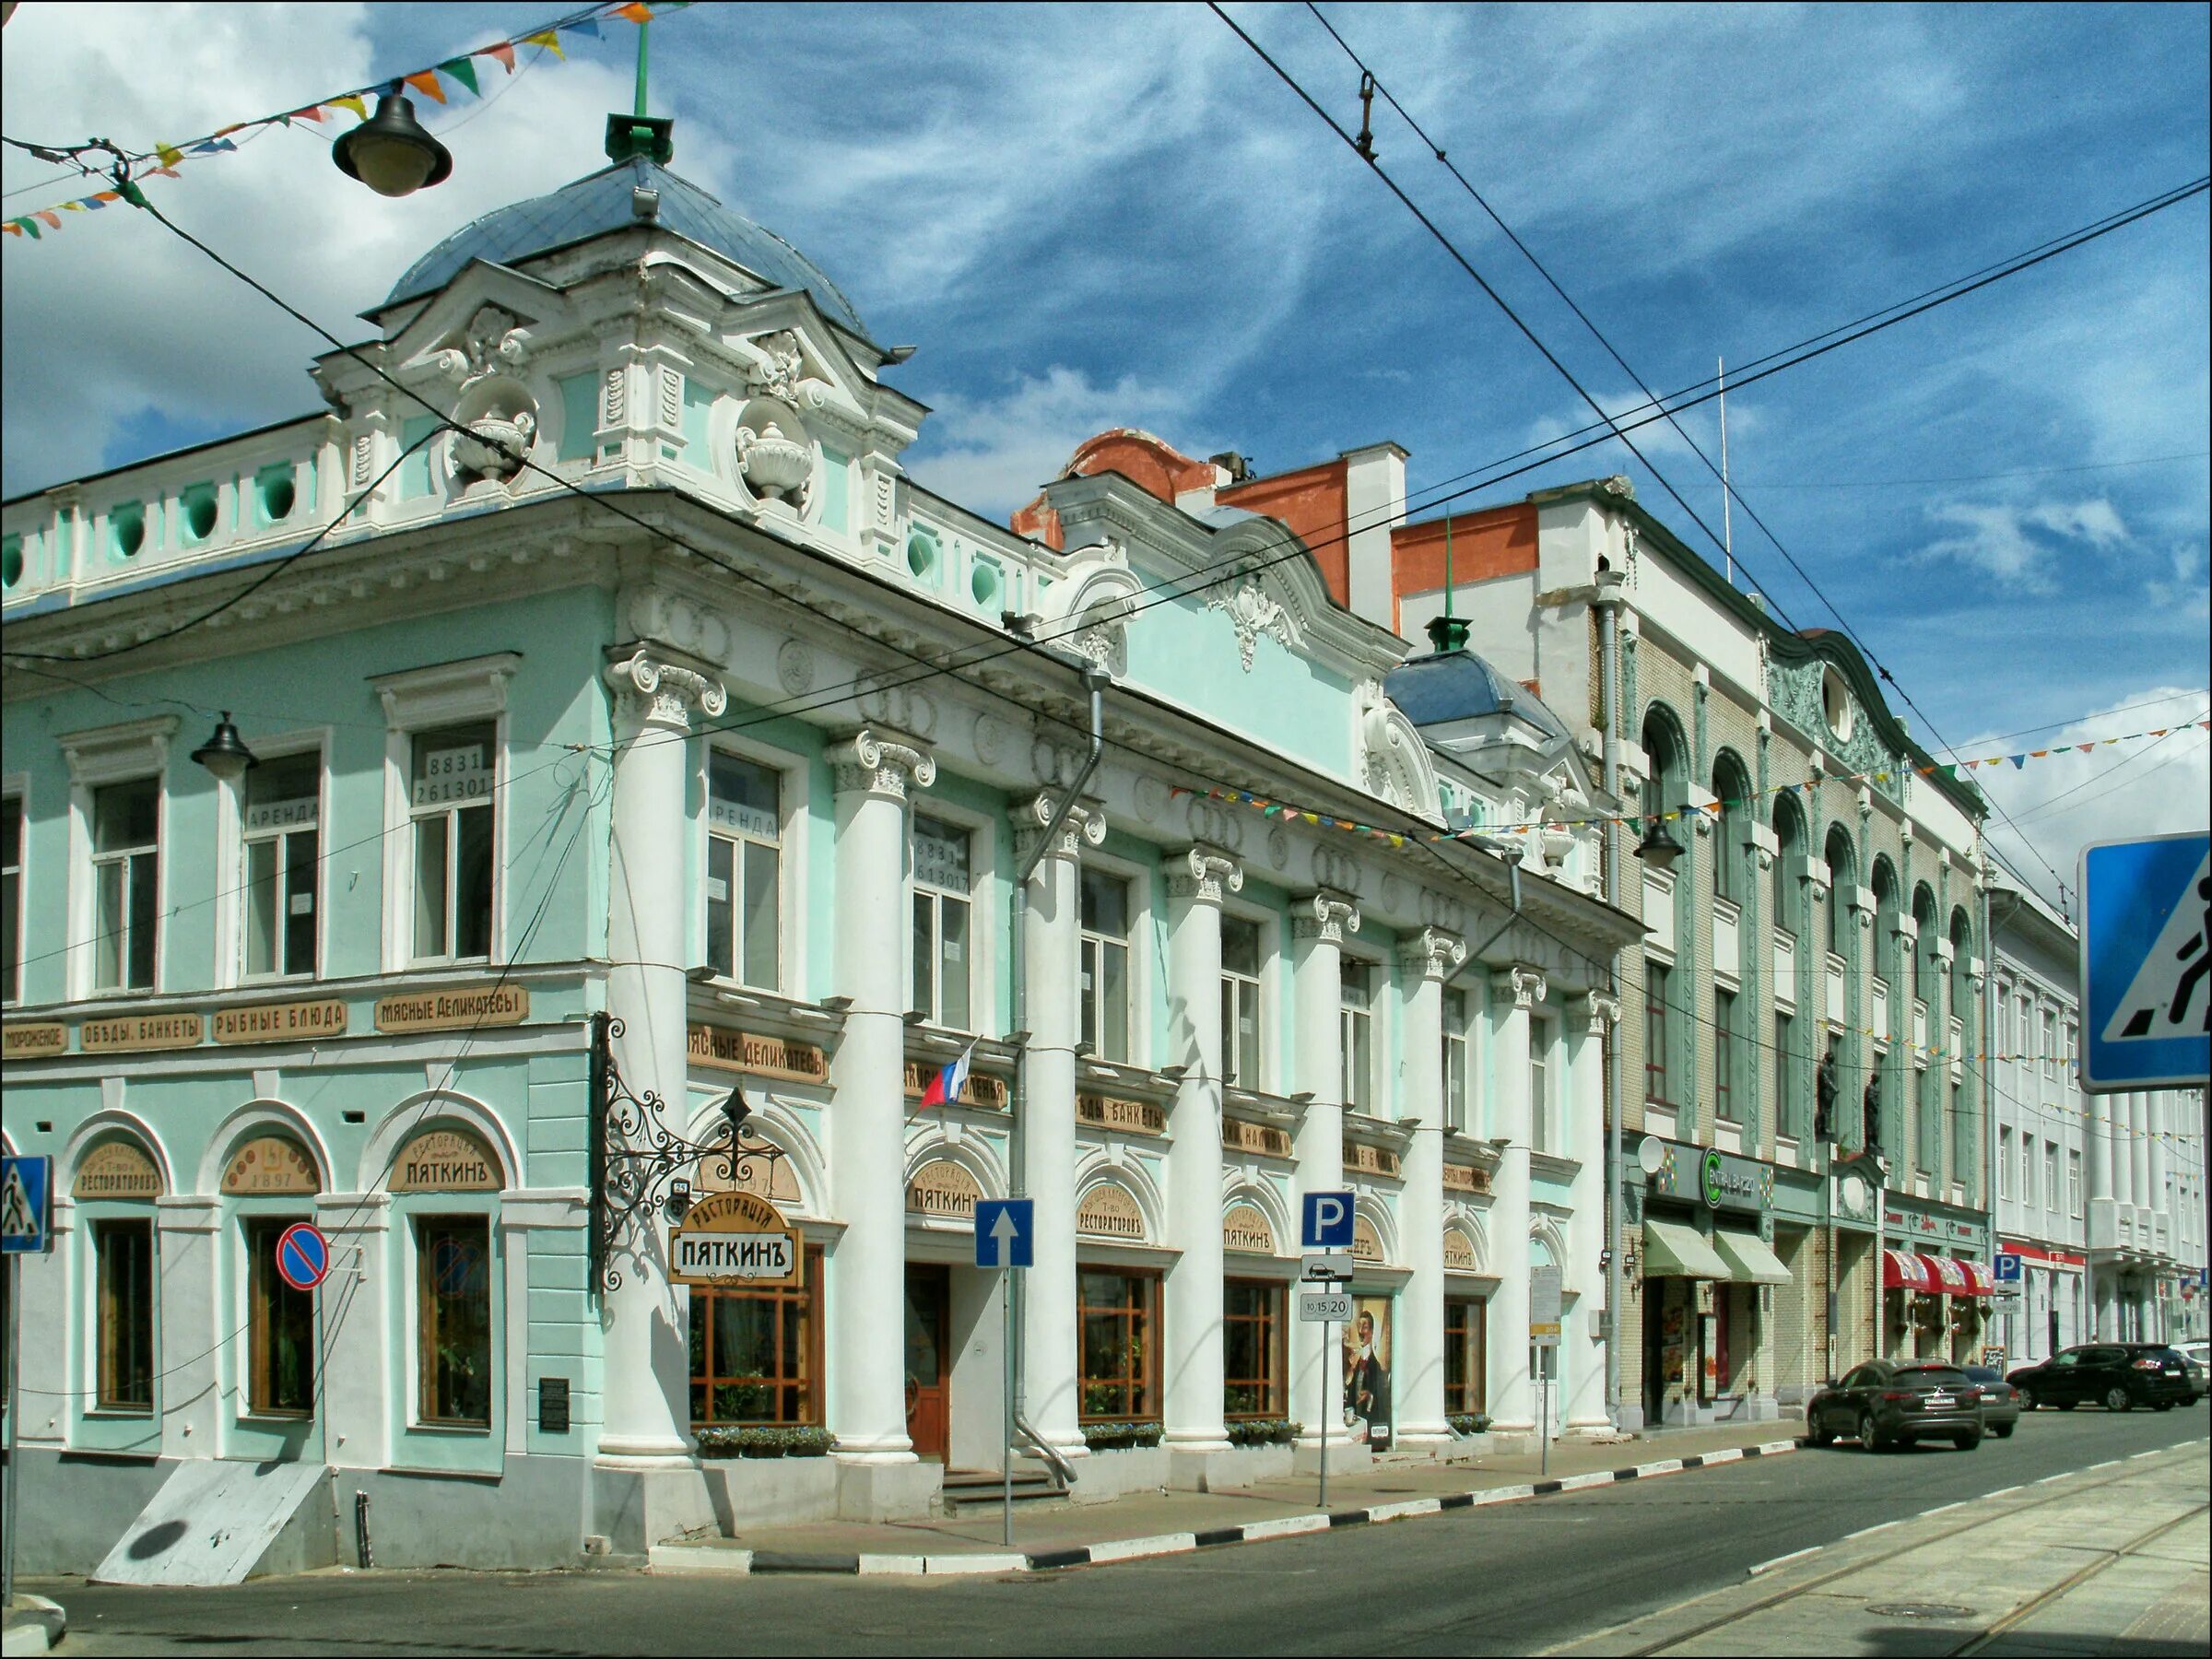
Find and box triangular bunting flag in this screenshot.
[567,17,603,37]
[483,41,518,73]
[4,220,29,238]
[156,143,184,167]
[405,69,448,103]
[439,57,481,97]
[524,29,565,56]
[287,106,326,123]
[2007,754,2026,769]
[332,93,368,119]
[34,210,60,229]
[618,2,656,20]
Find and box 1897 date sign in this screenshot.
[669,1190,802,1286]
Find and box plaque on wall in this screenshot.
[906,1159,982,1220]
[1,1022,68,1060]
[1442,1163,1488,1194]
[374,984,528,1033]
[688,1024,828,1084]
[213,998,347,1044]
[1223,1118,1293,1159]
[81,1012,204,1053]
[903,1058,1006,1109]
[1442,1226,1478,1273]
[1343,1142,1401,1180]
[1076,1182,1147,1242]
[74,1139,163,1199]
[391,1127,501,1192]
[1077,1095,1166,1135]
[1222,1202,1277,1255]
[1352,1215,1384,1264]
[221,1135,321,1194]
[538,1377,571,1435]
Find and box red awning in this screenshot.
[1959,1260,1994,1297]
[1922,1253,1970,1295]
[1882,1248,1933,1291]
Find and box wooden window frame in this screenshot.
[93,1216,156,1413]
[1644,960,1672,1107]
[688,1245,825,1427]
[245,1215,315,1418]
[1445,1297,1488,1416]
[1078,1267,1159,1422]
[240,748,323,982]
[406,721,498,966]
[415,1213,494,1430]
[1222,1277,1285,1420]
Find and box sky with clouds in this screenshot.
[4,2,2205,909]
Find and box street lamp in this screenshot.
[190,712,256,782]
[1633,816,1686,872]
[333,93,453,198]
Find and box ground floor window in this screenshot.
[1445,1297,1488,1416]
[95,1217,156,1412]
[1079,1269,1157,1421]
[1223,1278,1285,1418]
[688,1247,822,1425]
[246,1217,314,1415]
[416,1216,492,1427]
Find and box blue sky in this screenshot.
[4,2,2205,902]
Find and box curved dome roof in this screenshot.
[1385,647,1571,743]
[383,158,868,337]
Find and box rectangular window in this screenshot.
[1443,988,1470,1134]
[242,751,320,980]
[2044,1141,2060,1213]
[705,752,781,990]
[910,814,971,1030]
[1339,958,1373,1113]
[1079,870,1132,1062]
[1644,960,1672,1106]
[2068,1150,2083,1218]
[91,777,159,992]
[1529,1018,1552,1152]
[1714,989,1739,1124]
[417,1217,492,1428]
[1444,1298,1488,1416]
[1222,1278,1285,1418]
[1220,915,1262,1089]
[409,722,495,963]
[1079,1270,1157,1421]
[2020,1130,2034,1203]
[1,794,20,1005]
[94,1218,155,1412]
[1998,1127,2014,1200]
[688,1248,824,1425]
[246,1217,315,1416]
[2042,1012,2057,1078]
[1774,1011,1797,1137]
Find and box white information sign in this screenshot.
[1300,1290,1353,1324]
[1300,1253,1353,1284]
[1531,1264,1563,1348]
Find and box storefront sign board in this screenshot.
[670,1190,801,1286]
[375,984,527,1033]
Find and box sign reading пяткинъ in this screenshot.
[669,1190,801,1287]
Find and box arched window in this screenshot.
[1871,857,1900,991]
[73,1135,165,1414]
[1771,795,1808,1139]
[1772,795,1806,942]
[1948,907,1976,1184]
[1824,826,1858,960]
[1641,706,1689,818]
[1912,886,1940,1004]
[1712,751,1752,905]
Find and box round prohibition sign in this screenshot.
[276,1220,331,1292]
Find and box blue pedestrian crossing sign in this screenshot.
[974,1198,1033,1269]
[1300,1190,1355,1251]
[1994,1252,2022,1285]
[1,1155,54,1255]
[2080,830,2212,1091]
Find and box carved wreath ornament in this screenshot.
[1209,577,1293,672]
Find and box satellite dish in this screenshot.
[1636,1135,1665,1176]
[1840,1173,1869,1214]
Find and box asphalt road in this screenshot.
[36,1406,2212,1657]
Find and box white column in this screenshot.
[1014,794,1104,1459]
[828,731,935,1463]
[1488,965,1547,1437]
[1163,844,1241,1457]
[1568,993,1620,1430]
[599,650,724,1465]
[2148,1092,2171,1254]
[1289,889,1359,1441]
[1394,927,1465,1446]
[2130,1091,2153,1231]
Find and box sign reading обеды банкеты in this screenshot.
[669,1190,802,1287]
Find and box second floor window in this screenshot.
[1339,958,1373,1112]
[242,752,320,979]
[1220,914,1262,1088]
[1079,869,1131,1062]
[910,814,971,1030]
[93,777,159,992]
[1442,987,1470,1133]
[2,794,19,1004]
[1998,1127,2014,1199]
[1714,988,1740,1124]
[706,753,780,989]
[1644,959,1672,1106]
[1529,1017,1553,1151]
[410,724,495,963]
[2068,1149,2083,1218]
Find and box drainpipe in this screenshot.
[1007,662,1108,1485]
[1594,566,1627,1428]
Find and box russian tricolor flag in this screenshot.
[919,1042,975,1111]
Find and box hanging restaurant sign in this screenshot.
[688,1023,828,1084]
[375,984,527,1033]
[669,1190,802,1287]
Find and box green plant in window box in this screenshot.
[1225,1418,1301,1447]
[695,1425,835,1459]
[1447,1413,1492,1437]
[1080,1421,1163,1451]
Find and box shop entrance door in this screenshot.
[903,1265,951,1462]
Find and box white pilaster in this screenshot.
[1568,993,1619,1430]
[1289,889,1358,1440]
[1394,926,1465,1445]
[1488,964,1547,1436]
[1163,844,1241,1455]
[600,649,725,1465]
[830,729,935,1464]
[1013,794,1105,1459]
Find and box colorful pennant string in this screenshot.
[3,2,694,241]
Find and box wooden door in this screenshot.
[904,1265,951,1462]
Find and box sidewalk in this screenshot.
[650,1419,1805,1577]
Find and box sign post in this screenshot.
[2,1154,55,1615]
[974,1198,1033,1549]
[1300,1192,1354,1509]
[1530,1264,1562,1479]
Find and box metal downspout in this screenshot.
[1594,568,1627,1427]
[1008,664,1108,1485]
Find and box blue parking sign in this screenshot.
[1300,1191,1354,1251]
[1994,1252,2022,1285]
[1,1155,53,1255]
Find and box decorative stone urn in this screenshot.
[737,419,811,505]
[451,409,535,486]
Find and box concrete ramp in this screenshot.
[93,1460,333,1585]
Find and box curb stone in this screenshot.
[645,1438,1804,1578]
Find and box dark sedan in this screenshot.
[2007,1343,2194,1412]
[1806,1359,1984,1452]
[1960,1366,2021,1436]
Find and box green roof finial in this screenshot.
[1426,512,1470,653]
[605,19,675,165]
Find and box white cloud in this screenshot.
[1916,496,2129,593]
[911,365,1200,521]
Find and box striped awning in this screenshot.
[1958,1259,1994,1297]
[1922,1253,1971,1295]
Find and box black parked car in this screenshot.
[1806,1359,1984,1453]
[1959,1366,2021,1437]
[2006,1344,2194,1412]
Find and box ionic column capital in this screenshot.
[1166,842,1242,905]
[1011,792,1106,865]
[1490,965,1549,1010]
[1395,925,1466,982]
[831,728,935,801]
[605,648,727,731]
[1580,990,1622,1036]
[1292,888,1360,944]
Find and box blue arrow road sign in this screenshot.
[1,1155,53,1255]
[974,1198,1033,1269]
[2080,831,2211,1091]
[1300,1190,1355,1251]
[1994,1252,2022,1285]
